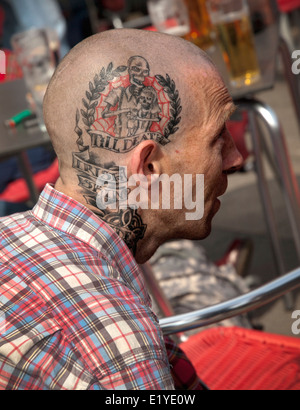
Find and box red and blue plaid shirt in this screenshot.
[0,184,205,390]
[0,184,176,390]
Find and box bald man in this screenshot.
[0,29,243,390]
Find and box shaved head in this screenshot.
[44,29,240,262]
[44,29,218,168]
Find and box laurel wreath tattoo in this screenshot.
[73,57,182,255]
[81,63,127,129]
[155,74,182,139]
[75,62,182,145]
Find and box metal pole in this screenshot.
[247,111,287,275]
[160,268,300,335]
[238,98,300,262]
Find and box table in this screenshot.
[0,79,52,204]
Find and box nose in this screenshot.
[222,130,244,174]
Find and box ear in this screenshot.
[129,140,162,181]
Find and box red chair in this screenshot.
[0,49,23,83]
[180,326,300,390]
[142,263,300,390]
[277,0,300,12]
[100,0,125,12]
[0,158,59,203]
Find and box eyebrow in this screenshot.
[215,104,237,136]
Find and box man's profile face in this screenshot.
[167,75,243,240]
[44,28,244,260]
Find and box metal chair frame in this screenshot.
[159,267,300,336]
[236,97,300,310]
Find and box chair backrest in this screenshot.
[158,267,300,336]
[101,0,126,12]
[0,50,23,83]
[248,0,281,26]
[0,158,59,203]
[141,261,300,336]
[277,0,300,12]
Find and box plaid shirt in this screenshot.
[0,184,175,390]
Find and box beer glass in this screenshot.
[11,28,56,131]
[147,0,191,37]
[184,0,215,51]
[46,28,61,67]
[207,0,261,88]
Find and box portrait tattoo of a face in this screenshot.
[73,56,182,254]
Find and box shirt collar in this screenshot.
[33,184,151,307]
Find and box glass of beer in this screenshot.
[147,0,191,37]
[184,0,216,52]
[11,28,56,131]
[207,0,261,88]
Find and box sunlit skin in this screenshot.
[44,29,243,264]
